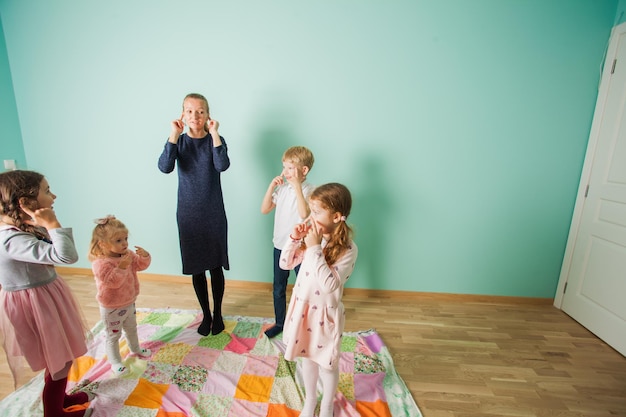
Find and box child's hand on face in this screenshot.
[271,175,284,188]
[291,217,312,240]
[304,218,322,247]
[20,206,60,230]
[118,251,132,269]
[134,246,150,258]
[286,167,304,187]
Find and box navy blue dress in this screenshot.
[158,134,230,275]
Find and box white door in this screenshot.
[555,23,626,357]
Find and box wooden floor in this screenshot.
[1,269,625,417]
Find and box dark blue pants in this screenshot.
[273,247,300,327]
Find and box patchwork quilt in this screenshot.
[0,308,421,417]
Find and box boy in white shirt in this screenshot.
[261,146,315,338]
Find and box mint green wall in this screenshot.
[616,0,626,23]
[0,16,25,170]
[0,0,618,297]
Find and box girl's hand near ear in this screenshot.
[20,206,61,230]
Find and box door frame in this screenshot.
[554,21,626,309]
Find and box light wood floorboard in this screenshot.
[1,270,625,417]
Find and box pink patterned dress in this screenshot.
[280,238,358,370]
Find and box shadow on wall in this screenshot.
[350,153,394,290]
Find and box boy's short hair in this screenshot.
[283,146,314,170]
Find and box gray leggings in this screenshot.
[99,303,141,366]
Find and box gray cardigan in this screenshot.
[0,226,78,291]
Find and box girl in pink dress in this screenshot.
[280,183,358,417]
[0,170,92,417]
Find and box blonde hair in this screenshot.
[88,215,128,261]
[309,183,353,266]
[183,93,209,113]
[283,146,314,170]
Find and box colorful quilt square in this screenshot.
[160,383,199,413]
[362,333,384,354]
[202,370,238,397]
[354,373,386,402]
[341,335,357,352]
[150,326,186,344]
[356,399,392,417]
[338,372,355,400]
[266,403,300,417]
[231,320,263,338]
[241,353,279,377]
[170,326,203,345]
[274,354,297,377]
[181,345,221,368]
[142,362,178,385]
[116,405,158,416]
[152,342,194,365]
[190,393,232,417]
[172,365,208,392]
[354,352,386,374]
[227,398,268,417]
[224,335,257,354]
[269,375,304,410]
[234,374,274,402]
[338,352,355,373]
[213,350,247,375]
[124,378,169,409]
[197,332,231,350]
[140,312,172,326]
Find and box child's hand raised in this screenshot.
[20,206,61,230]
[271,175,284,188]
[304,218,322,247]
[285,166,304,186]
[134,246,150,258]
[118,251,132,269]
[290,217,312,241]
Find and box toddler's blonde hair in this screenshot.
[88,215,128,261]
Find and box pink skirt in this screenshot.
[0,276,89,384]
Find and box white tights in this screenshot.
[300,358,338,417]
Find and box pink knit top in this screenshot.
[92,252,151,309]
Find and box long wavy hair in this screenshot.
[0,170,49,239]
[310,183,354,266]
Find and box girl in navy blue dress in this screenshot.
[158,93,230,336]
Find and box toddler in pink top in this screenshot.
[88,215,151,376]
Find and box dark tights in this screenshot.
[192,267,225,336]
